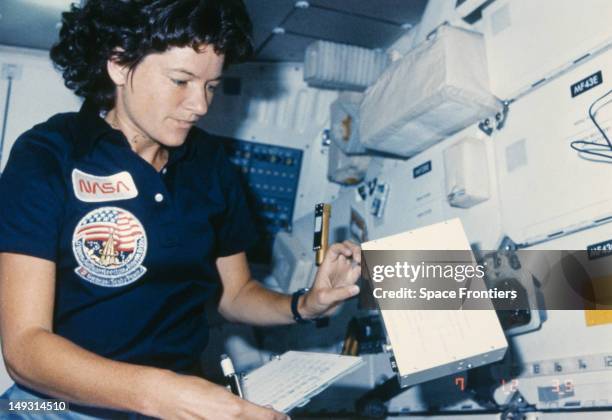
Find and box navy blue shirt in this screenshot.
[0,101,257,372]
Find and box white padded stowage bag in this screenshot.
[360,25,502,157]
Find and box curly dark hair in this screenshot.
[50,0,253,111]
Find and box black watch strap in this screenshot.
[291,288,311,324]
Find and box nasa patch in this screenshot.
[72,169,138,203]
[72,206,147,287]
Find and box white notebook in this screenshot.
[242,351,363,413]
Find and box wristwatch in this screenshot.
[291,287,311,324]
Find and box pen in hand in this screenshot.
[220,354,244,398]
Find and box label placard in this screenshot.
[571,70,602,98]
[586,239,612,260]
[413,161,432,179]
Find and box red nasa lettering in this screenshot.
[79,180,131,195]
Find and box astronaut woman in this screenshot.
[0,1,361,418]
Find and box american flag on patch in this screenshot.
[76,209,143,252]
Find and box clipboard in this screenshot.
[361,218,508,387]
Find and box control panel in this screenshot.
[220,136,303,262]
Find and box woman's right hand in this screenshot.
[147,370,288,420]
[0,253,288,419]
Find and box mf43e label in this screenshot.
[571,70,602,98]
